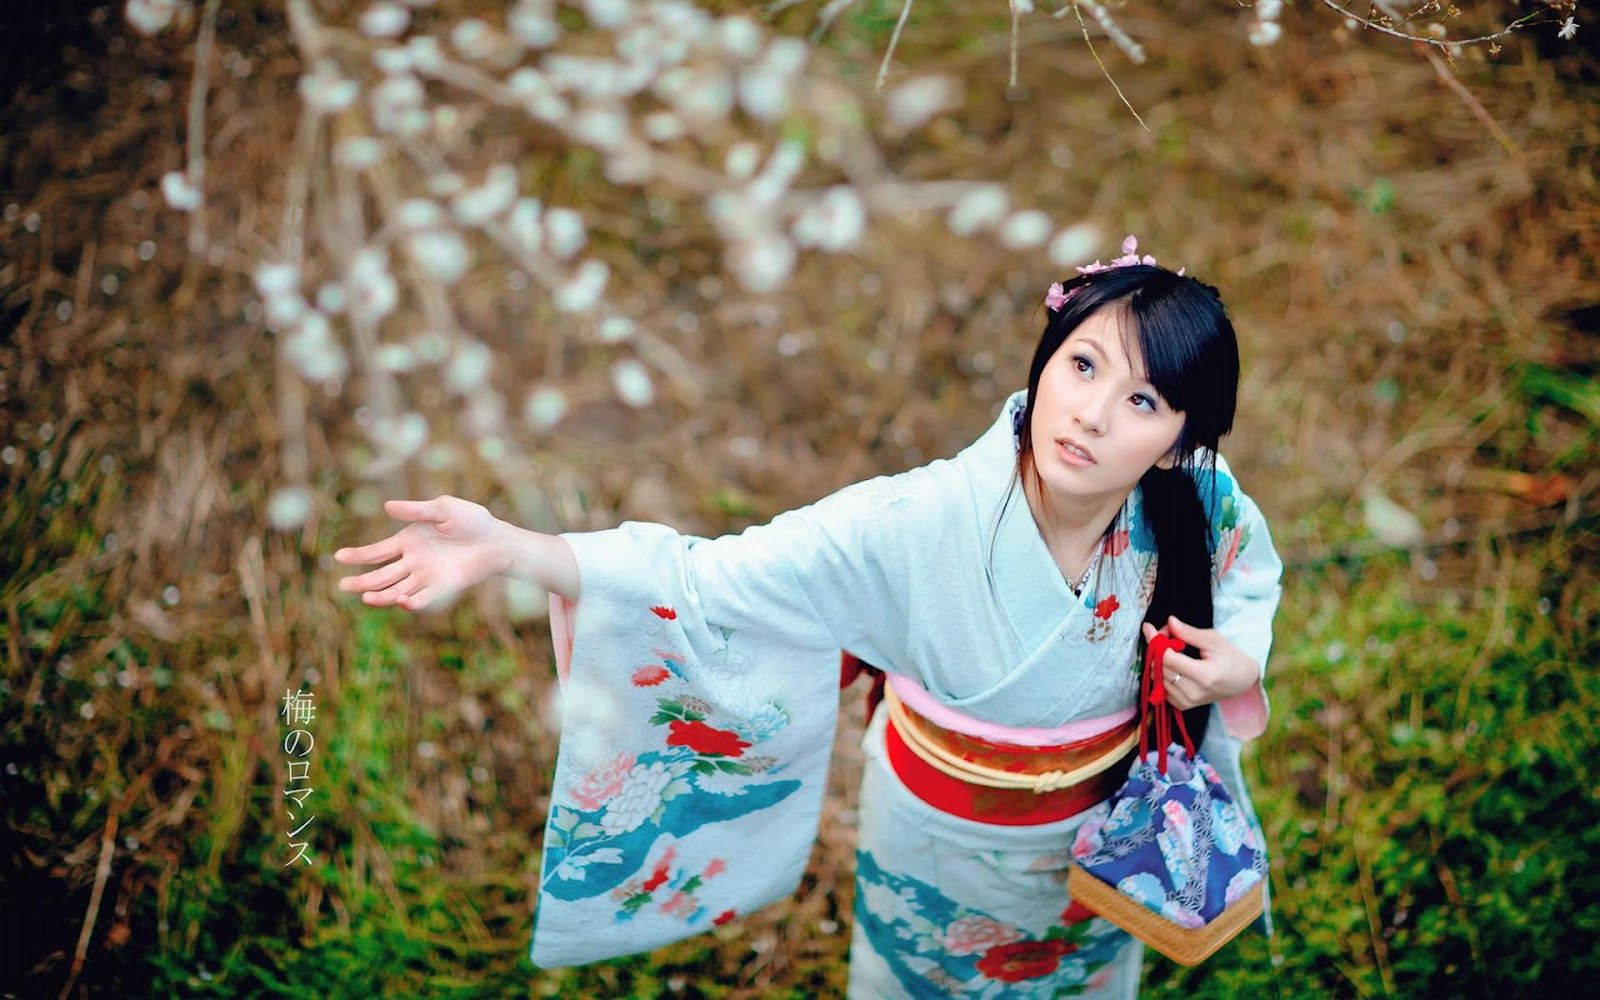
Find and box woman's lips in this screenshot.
[1057,438,1096,465]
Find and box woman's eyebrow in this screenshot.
[1078,336,1153,386]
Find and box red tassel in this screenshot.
[1141,632,1190,775]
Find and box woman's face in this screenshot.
[1029,304,1187,502]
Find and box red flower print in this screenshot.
[643,863,670,892]
[666,719,750,757]
[712,909,737,926]
[1103,529,1130,558]
[703,857,727,879]
[650,605,677,620]
[1094,595,1120,620]
[659,890,693,917]
[1059,899,1096,926]
[631,665,670,686]
[976,939,1078,982]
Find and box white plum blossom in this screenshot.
[792,186,865,252]
[725,142,761,180]
[584,0,631,30]
[718,16,763,59]
[161,171,201,211]
[947,186,1008,236]
[426,172,465,197]
[370,74,425,135]
[554,259,609,312]
[346,248,399,326]
[125,0,178,37]
[375,342,417,372]
[748,139,806,207]
[737,67,789,122]
[598,315,634,343]
[642,111,684,142]
[1049,223,1102,268]
[999,210,1052,249]
[449,18,495,61]
[371,46,413,75]
[509,0,561,48]
[445,340,492,393]
[599,761,674,835]
[255,262,300,298]
[572,107,629,150]
[507,67,552,103]
[727,232,796,293]
[1248,20,1283,47]
[1559,17,1579,41]
[544,207,587,259]
[451,166,518,226]
[524,387,568,429]
[267,486,313,530]
[762,37,809,78]
[396,198,445,230]
[299,62,359,113]
[375,412,428,458]
[611,359,654,408]
[359,3,410,40]
[284,310,348,382]
[314,282,346,314]
[665,67,735,122]
[334,136,384,170]
[404,35,444,73]
[405,229,470,284]
[887,76,961,132]
[507,198,544,254]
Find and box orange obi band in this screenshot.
[882,684,1138,827]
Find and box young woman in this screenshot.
[334,238,1284,997]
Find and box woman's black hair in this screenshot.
[990,264,1240,747]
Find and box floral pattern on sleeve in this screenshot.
[541,605,803,912]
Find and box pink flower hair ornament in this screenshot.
[1045,234,1185,312]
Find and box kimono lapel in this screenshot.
[949,393,1145,716]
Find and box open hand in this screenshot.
[1141,616,1259,711]
[334,495,505,612]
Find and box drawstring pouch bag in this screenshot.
[1065,632,1269,966]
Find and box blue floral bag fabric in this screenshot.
[1069,743,1268,929]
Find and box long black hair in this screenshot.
[995,264,1241,747]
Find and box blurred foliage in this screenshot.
[3,0,1598,998]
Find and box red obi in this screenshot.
[841,652,1136,826]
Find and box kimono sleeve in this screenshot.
[532,471,924,968]
[552,471,917,679]
[1202,451,1285,741]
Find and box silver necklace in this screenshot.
[1069,545,1102,597]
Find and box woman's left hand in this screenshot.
[1141,616,1260,711]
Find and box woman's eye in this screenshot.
[1072,355,1092,374]
[1133,394,1156,411]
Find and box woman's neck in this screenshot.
[1021,466,1129,579]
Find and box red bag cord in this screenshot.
[1141,631,1197,775]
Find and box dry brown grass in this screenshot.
[2,1,1596,996]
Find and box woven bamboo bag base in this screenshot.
[1066,863,1265,967]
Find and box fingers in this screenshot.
[384,497,443,523]
[334,535,402,565]
[401,586,436,611]
[364,575,424,607]
[339,560,408,595]
[1165,615,1215,646]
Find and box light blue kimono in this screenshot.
[531,389,1284,998]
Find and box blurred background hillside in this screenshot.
[2,1,1597,996]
